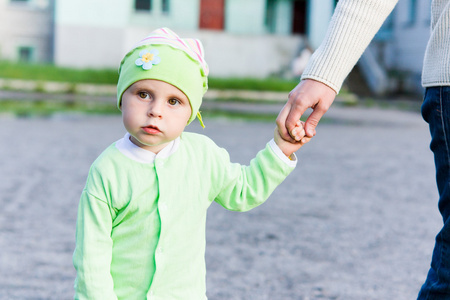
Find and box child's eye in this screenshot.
[168,98,180,106]
[138,92,150,100]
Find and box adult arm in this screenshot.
[277,0,399,141]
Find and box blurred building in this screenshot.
[0,0,54,63]
[51,0,330,78]
[0,0,335,78]
[0,0,431,94]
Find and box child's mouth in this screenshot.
[143,125,161,134]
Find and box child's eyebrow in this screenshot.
[167,91,188,101]
[169,95,188,104]
[168,93,183,99]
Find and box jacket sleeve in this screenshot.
[213,142,295,212]
[73,188,118,300]
[301,0,399,93]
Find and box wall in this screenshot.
[273,0,293,35]
[55,0,130,28]
[53,0,303,77]
[56,26,302,78]
[55,0,199,30]
[54,0,201,68]
[128,0,200,31]
[191,30,302,78]
[225,0,266,34]
[307,0,335,49]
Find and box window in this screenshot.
[135,0,152,11]
[406,0,418,26]
[10,0,29,5]
[162,0,169,13]
[265,0,276,33]
[18,46,34,62]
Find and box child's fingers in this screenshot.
[300,136,311,145]
[291,128,304,141]
[292,121,306,141]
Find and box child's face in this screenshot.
[121,79,192,153]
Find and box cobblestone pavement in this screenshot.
[0,105,441,299]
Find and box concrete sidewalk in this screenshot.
[0,105,439,299]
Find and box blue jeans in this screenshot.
[418,87,450,299]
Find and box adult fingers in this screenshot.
[300,80,336,137]
[304,105,327,137]
[282,82,313,140]
[285,100,309,138]
[279,79,336,140]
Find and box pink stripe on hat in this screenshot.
[131,27,209,76]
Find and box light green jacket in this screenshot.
[73,132,295,300]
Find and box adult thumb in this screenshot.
[304,109,325,137]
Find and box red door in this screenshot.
[199,0,225,30]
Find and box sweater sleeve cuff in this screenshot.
[300,74,341,94]
[268,139,298,168]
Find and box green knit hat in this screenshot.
[117,28,209,127]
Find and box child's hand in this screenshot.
[274,120,311,157]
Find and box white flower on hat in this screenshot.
[135,49,161,70]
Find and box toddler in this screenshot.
[73,27,310,300]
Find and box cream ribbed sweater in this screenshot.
[301,0,450,93]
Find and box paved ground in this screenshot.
[0,103,441,299]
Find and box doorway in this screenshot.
[292,0,307,34]
[199,0,225,30]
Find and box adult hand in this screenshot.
[276,79,337,142]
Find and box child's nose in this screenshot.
[147,101,163,118]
